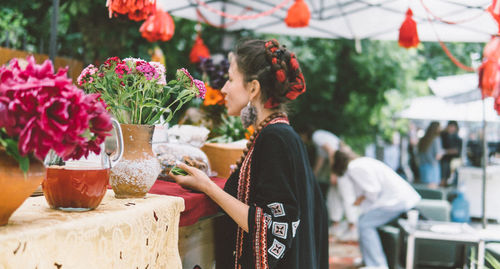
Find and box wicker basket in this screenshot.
[201,142,245,179]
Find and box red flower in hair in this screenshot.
[270,47,278,53]
[285,73,306,100]
[276,70,286,83]
[264,97,280,109]
[290,58,299,71]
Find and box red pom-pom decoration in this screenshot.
[398,8,419,48]
[284,0,310,28]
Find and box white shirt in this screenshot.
[346,157,421,213]
[312,130,340,158]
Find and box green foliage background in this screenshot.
[1,0,484,153]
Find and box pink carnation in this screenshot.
[193,79,206,99]
[77,64,98,86]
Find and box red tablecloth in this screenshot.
[148,177,226,226]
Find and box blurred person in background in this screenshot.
[440,121,462,186]
[417,121,444,189]
[312,129,358,240]
[332,150,421,269]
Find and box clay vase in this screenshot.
[110,124,161,198]
[0,149,44,225]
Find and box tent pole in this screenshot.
[482,97,487,229]
[49,0,60,63]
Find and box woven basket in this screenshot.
[201,142,245,179]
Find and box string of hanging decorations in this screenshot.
[194,0,292,20]
[419,0,487,25]
[195,7,251,28]
[427,12,476,72]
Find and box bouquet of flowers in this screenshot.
[0,56,113,172]
[78,57,205,125]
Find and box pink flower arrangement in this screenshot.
[80,56,204,124]
[0,56,113,169]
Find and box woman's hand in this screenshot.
[168,162,213,193]
[330,173,338,185]
[353,195,365,206]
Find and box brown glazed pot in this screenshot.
[201,142,245,179]
[0,149,44,225]
[110,124,161,198]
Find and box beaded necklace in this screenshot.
[236,111,287,167]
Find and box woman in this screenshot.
[332,150,421,269]
[170,39,328,269]
[417,121,444,188]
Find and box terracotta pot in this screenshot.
[0,149,44,226]
[110,124,161,198]
[201,142,245,179]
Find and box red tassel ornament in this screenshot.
[284,0,310,28]
[398,8,419,48]
[189,34,211,64]
[139,9,175,42]
[479,36,500,98]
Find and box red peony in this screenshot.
[0,56,113,163]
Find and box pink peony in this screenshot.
[0,56,113,161]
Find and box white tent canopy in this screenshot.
[400,96,499,122]
[159,0,497,42]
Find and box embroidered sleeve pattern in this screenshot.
[250,201,300,268]
[253,207,269,269]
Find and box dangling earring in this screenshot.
[240,101,257,128]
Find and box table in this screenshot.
[399,219,485,269]
[0,190,185,269]
[148,177,227,269]
[149,177,226,226]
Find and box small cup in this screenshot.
[407,209,419,229]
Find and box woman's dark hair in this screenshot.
[332,150,352,177]
[418,121,440,153]
[233,39,306,109]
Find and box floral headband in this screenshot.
[264,39,306,108]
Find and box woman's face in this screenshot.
[221,57,250,116]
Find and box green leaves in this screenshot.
[171,166,188,176]
[0,129,29,173]
[208,115,248,143]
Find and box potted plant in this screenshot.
[79,57,205,198]
[0,56,114,223]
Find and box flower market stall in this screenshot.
[4,0,500,268]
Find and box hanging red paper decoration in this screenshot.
[128,0,157,21]
[398,8,419,48]
[189,34,211,64]
[478,36,500,98]
[106,0,156,21]
[139,9,175,42]
[285,0,311,28]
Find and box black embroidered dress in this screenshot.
[223,120,329,269]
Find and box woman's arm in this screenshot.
[170,163,250,232]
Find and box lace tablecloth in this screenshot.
[0,190,185,269]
